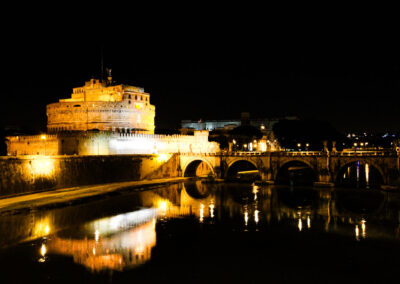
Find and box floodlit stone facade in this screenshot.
[6,131,219,156]
[47,78,155,134]
[6,76,220,156]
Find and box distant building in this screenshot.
[181,113,298,152]
[181,112,298,136]
[181,112,298,134]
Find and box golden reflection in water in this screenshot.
[355,225,360,241]
[254,210,259,224]
[253,185,258,200]
[365,163,369,188]
[34,218,51,239]
[298,218,303,232]
[199,203,204,223]
[307,216,311,229]
[244,209,249,227]
[48,219,156,272]
[38,243,47,263]
[209,203,215,219]
[46,209,157,272]
[361,219,367,239]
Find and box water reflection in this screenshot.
[1,181,400,274]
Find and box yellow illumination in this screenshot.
[41,135,46,140]
[95,230,100,242]
[254,210,259,224]
[34,218,51,238]
[298,218,303,231]
[209,203,215,219]
[307,216,311,229]
[361,219,366,238]
[30,157,55,176]
[156,153,170,162]
[355,225,360,241]
[199,203,204,223]
[40,244,47,257]
[134,103,143,109]
[244,210,249,226]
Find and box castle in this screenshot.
[6,76,219,156]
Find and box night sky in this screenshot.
[1,12,399,134]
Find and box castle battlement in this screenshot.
[6,76,220,156]
[47,77,155,134]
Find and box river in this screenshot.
[1,181,400,283]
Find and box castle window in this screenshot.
[129,100,131,104]
[129,95,131,99]
[73,104,81,107]
[135,95,137,100]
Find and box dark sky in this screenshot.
[1,10,399,134]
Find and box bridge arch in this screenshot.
[225,159,260,180]
[183,158,215,177]
[335,160,384,188]
[275,160,317,186]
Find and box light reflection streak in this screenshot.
[199,204,204,223]
[355,225,360,241]
[254,210,259,224]
[298,218,303,232]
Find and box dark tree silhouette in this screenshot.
[273,119,344,151]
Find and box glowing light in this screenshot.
[95,230,100,242]
[307,216,311,229]
[254,210,259,224]
[41,135,46,140]
[244,210,249,226]
[209,203,215,219]
[365,163,369,187]
[355,225,360,241]
[92,248,96,255]
[134,102,143,109]
[34,218,51,238]
[199,203,204,223]
[30,157,55,176]
[298,218,303,231]
[253,185,258,200]
[40,243,47,257]
[361,219,367,239]
[157,153,170,162]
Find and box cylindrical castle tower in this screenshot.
[46,78,155,134]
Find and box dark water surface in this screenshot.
[1,181,400,283]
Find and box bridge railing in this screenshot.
[335,150,398,157]
[177,150,398,157]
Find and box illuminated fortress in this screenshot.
[6,76,219,156]
[47,74,155,134]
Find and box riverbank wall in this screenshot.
[0,154,180,197]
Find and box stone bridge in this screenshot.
[179,150,400,188]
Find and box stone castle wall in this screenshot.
[47,100,155,134]
[0,154,180,197]
[6,131,220,156]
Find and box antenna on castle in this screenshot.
[100,45,104,82]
